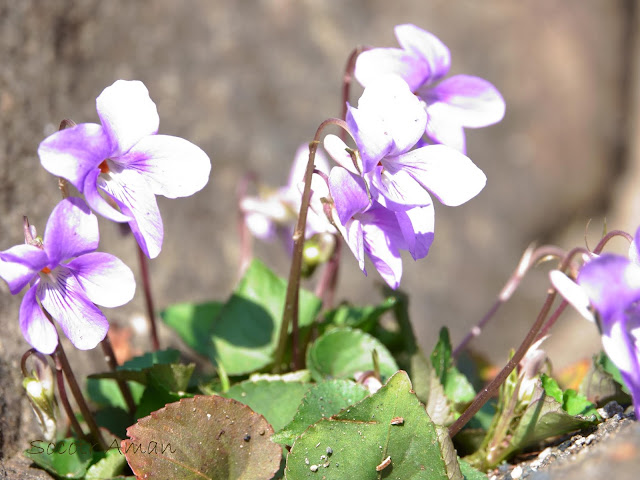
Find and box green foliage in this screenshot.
[306,326,399,382]
[579,351,632,406]
[25,438,95,479]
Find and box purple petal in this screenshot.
[630,225,640,266]
[67,252,135,308]
[120,135,211,199]
[356,75,427,158]
[0,245,48,294]
[96,80,159,156]
[20,285,59,354]
[420,75,505,128]
[100,167,163,259]
[549,270,595,322]
[395,204,435,260]
[369,164,433,210]
[38,123,111,191]
[424,105,467,152]
[329,167,370,225]
[44,197,99,265]
[37,267,109,351]
[361,217,403,289]
[577,254,640,319]
[394,145,486,206]
[394,24,451,82]
[343,218,366,272]
[355,47,428,92]
[84,168,133,222]
[323,135,362,175]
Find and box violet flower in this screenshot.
[38,80,211,259]
[240,144,335,250]
[326,75,486,215]
[328,166,434,288]
[0,197,135,354]
[550,228,640,416]
[355,24,505,153]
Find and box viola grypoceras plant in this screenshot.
[551,227,640,415]
[0,197,135,354]
[38,80,212,259]
[355,23,506,153]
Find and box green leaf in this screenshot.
[431,328,476,410]
[210,259,322,375]
[541,374,598,417]
[135,384,191,419]
[95,407,134,439]
[284,371,455,479]
[24,438,94,479]
[322,297,397,332]
[124,395,282,480]
[306,327,398,382]
[119,349,181,370]
[458,458,488,480]
[85,447,127,479]
[580,352,632,406]
[86,378,145,410]
[161,301,224,355]
[540,374,563,404]
[224,380,312,432]
[272,379,370,446]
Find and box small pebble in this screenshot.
[326,447,333,455]
[310,464,318,472]
[511,465,523,479]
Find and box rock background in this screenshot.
[0,0,638,474]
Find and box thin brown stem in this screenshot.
[274,118,351,372]
[53,353,87,440]
[453,245,565,357]
[340,46,368,129]
[593,229,633,254]
[100,336,136,415]
[314,236,341,310]
[137,243,160,351]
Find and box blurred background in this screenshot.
[1,0,638,464]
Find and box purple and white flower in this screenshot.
[0,197,135,354]
[551,228,640,416]
[355,24,505,153]
[240,144,336,250]
[38,80,211,259]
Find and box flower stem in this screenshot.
[53,341,107,449]
[453,244,565,357]
[314,237,341,310]
[100,336,136,415]
[52,353,88,440]
[274,118,350,372]
[137,243,160,351]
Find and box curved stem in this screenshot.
[100,336,136,415]
[137,243,160,351]
[274,119,351,372]
[53,353,87,440]
[453,244,565,357]
[314,235,341,310]
[340,46,368,129]
[593,229,633,254]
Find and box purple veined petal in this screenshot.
[67,252,135,308]
[328,167,370,225]
[394,24,451,83]
[0,245,48,294]
[395,204,435,260]
[323,135,361,175]
[346,104,392,173]
[577,254,640,320]
[84,168,133,222]
[423,103,467,153]
[361,219,403,289]
[356,75,427,157]
[100,166,164,259]
[37,267,108,351]
[96,80,159,156]
[620,369,640,420]
[20,285,59,354]
[44,197,99,265]
[332,208,366,273]
[369,164,433,210]
[394,145,486,206]
[38,123,111,191]
[549,270,595,322]
[354,47,428,92]
[120,134,211,199]
[420,75,505,128]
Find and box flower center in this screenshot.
[99,160,110,174]
[41,267,51,274]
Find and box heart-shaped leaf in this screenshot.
[284,371,459,479]
[124,395,282,479]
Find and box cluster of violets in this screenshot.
[244,24,504,288]
[0,80,211,354]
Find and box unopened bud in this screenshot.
[23,366,57,441]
